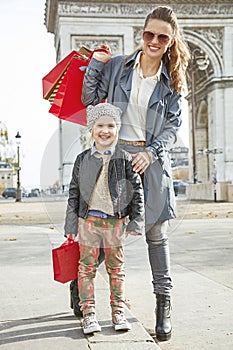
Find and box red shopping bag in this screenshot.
[42,46,108,125]
[42,50,89,125]
[52,239,80,283]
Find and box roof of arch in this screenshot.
[184,29,223,76]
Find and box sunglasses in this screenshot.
[143,31,173,45]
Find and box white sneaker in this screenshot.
[82,313,101,335]
[112,312,132,331]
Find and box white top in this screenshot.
[119,52,162,141]
[89,147,114,216]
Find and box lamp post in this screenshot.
[190,48,209,183]
[15,132,22,202]
[197,147,223,202]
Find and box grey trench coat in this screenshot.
[82,50,185,225]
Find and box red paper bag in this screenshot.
[42,50,89,125]
[42,50,87,100]
[48,55,89,125]
[52,239,80,283]
[42,47,108,125]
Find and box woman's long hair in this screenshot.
[143,6,190,93]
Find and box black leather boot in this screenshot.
[155,294,172,341]
[70,279,83,317]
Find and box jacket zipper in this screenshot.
[113,161,121,218]
[84,162,103,218]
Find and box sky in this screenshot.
[0,0,189,190]
[0,0,58,189]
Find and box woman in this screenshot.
[81,6,190,341]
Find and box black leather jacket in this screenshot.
[64,145,145,236]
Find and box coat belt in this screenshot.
[118,139,146,147]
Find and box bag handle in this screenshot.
[62,238,75,247]
[79,45,110,60]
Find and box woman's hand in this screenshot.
[132,151,151,174]
[92,44,112,63]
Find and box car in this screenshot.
[173,180,187,196]
[28,188,40,197]
[2,188,17,199]
[21,188,29,197]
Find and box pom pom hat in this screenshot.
[86,103,122,132]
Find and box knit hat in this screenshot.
[86,103,122,132]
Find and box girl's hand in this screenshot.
[131,151,151,174]
[66,234,75,241]
[92,44,112,63]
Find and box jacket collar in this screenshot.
[88,144,122,160]
[122,51,173,100]
[91,143,115,156]
[125,50,171,85]
[121,51,173,107]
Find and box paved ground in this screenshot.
[0,198,233,349]
[0,224,159,350]
[0,195,233,225]
[123,218,233,350]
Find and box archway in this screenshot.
[184,33,223,183]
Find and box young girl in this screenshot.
[64,102,144,335]
[81,6,190,341]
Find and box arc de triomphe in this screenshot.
[45,0,233,200]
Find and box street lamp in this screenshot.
[190,48,210,183]
[197,147,223,202]
[15,132,22,202]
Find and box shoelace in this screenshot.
[83,314,96,327]
[114,313,126,324]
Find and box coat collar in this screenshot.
[121,50,173,105]
[125,50,171,84]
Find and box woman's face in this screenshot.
[142,18,174,61]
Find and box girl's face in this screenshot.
[142,18,174,61]
[92,115,118,152]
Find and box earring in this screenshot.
[167,47,171,59]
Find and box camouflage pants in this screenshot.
[78,216,126,316]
